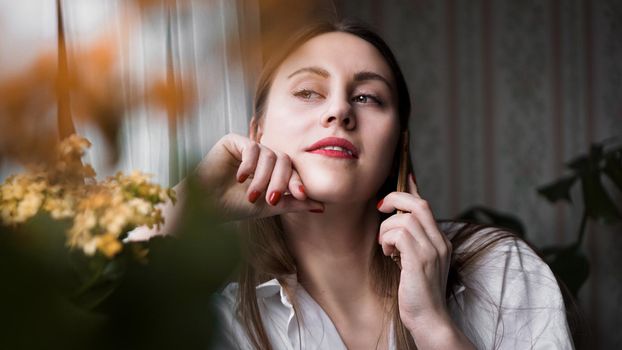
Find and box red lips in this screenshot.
[305,137,359,159]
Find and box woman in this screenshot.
[141,20,574,349]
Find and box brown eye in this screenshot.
[352,94,383,105]
[293,89,321,100]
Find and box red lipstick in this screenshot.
[305,137,359,159]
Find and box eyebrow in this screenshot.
[353,71,392,89]
[287,66,329,79]
[287,66,392,89]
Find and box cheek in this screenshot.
[257,114,307,155]
[362,119,399,162]
[363,121,400,187]
[257,94,316,152]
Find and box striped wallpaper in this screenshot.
[336,0,621,347]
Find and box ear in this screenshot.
[249,116,263,142]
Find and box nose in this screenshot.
[320,94,355,130]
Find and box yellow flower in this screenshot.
[100,204,130,236]
[97,233,123,258]
[68,209,98,252]
[0,134,175,259]
[128,197,151,216]
[58,134,91,159]
[1,175,26,201]
[82,236,98,256]
[0,173,47,223]
[0,203,17,223]
[43,195,75,219]
[14,191,44,223]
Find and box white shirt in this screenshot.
[212,221,574,349]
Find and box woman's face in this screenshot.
[256,32,400,204]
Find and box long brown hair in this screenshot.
[238,19,521,349]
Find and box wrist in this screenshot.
[404,312,475,350]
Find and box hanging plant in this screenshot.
[537,137,622,297]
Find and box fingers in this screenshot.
[287,169,307,201]
[377,192,452,259]
[265,195,324,216]
[246,147,277,203]
[380,228,442,272]
[210,134,324,220]
[264,151,292,205]
[232,138,310,207]
[377,192,437,234]
[379,213,436,253]
[235,141,260,182]
[379,212,451,262]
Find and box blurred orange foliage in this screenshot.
[0,22,195,169]
[0,0,323,170]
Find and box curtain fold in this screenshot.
[0,0,261,187]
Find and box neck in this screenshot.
[280,199,382,315]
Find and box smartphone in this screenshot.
[392,130,415,268]
[396,130,415,202]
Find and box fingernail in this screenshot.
[248,191,261,203]
[376,199,384,209]
[268,191,282,206]
[309,208,324,213]
[298,185,305,194]
[238,174,249,183]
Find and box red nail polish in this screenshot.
[248,191,261,203]
[298,185,305,194]
[376,199,384,209]
[238,174,249,183]
[268,191,282,206]
[309,208,324,213]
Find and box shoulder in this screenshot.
[439,220,558,300]
[439,220,574,349]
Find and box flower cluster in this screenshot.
[0,135,175,258]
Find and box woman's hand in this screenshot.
[198,133,324,221]
[377,174,474,349]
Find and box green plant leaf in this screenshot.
[580,172,622,224]
[537,175,577,203]
[567,143,603,175]
[603,147,622,192]
[542,244,590,298]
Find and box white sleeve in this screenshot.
[449,234,575,349]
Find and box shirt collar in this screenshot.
[255,274,466,303]
[255,278,282,299]
[256,222,468,302]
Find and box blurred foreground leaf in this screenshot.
[0,214,104,350]
[1,175,240,349]
[92,175,240,349]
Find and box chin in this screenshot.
[298,167,371,204]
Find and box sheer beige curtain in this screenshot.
[0,0,261,186]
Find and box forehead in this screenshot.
[274,32,395,86]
